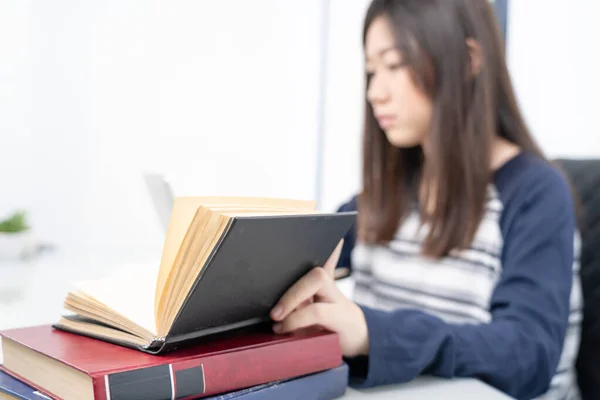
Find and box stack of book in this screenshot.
[0,196,356,399]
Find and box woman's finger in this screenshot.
[323,239,344,277]
[273,302,340,334]
[295,297,313,311]
[270,267,340,321]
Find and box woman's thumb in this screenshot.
[323,239,344,277]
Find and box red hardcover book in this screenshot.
[0,325,342,400]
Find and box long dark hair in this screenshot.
[358,0,545,257]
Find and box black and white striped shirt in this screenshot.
[338,152,582,400]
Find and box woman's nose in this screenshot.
[367,74,389,104]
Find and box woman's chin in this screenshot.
[384,130,424,148]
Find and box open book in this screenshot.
[53,196,356,354]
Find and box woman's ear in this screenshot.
[466,38,482,76]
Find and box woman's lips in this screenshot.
[376,114,397,128]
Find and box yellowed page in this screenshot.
[72,262,160,336]
[154,197,205,321]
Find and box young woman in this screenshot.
[270,1,582,399]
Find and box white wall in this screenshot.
[506,0,600,158]
[0,0,326,261]
[0,0,35,233]
[319,0,600,213]
[319,0,371,213]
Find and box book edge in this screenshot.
[156,317,267,354]
[0,331,93,377]
[232,210,357,220]
[0,366,59,400]
[50,322,164,354]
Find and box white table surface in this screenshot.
[342,376,514,399]
[0,255,514,399]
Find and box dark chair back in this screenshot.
[555,158,600,400]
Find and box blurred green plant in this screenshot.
[0,211,30,234]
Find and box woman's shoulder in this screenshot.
[493,152,574,210]
[493,152,576,234]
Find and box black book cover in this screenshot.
[153,211,357,353]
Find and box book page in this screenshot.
[72,262,159,335]
[154,197,204,320]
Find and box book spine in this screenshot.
[93,365,177,400]
[204,363,349,400]
[172,333,342,399]
[91,333,341,400]
[92,375,108,400]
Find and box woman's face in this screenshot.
[365,16,432,148]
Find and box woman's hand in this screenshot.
[269,241,370,357]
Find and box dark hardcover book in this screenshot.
[50,196,356,354]
[0,324,342,400]
[205,363,348,400]
[0,369,50,400]
[0,364,348,400]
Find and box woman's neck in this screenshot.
[418,137,521,214]
[490,137,521,172]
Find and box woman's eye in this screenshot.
[387,62,406,70]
